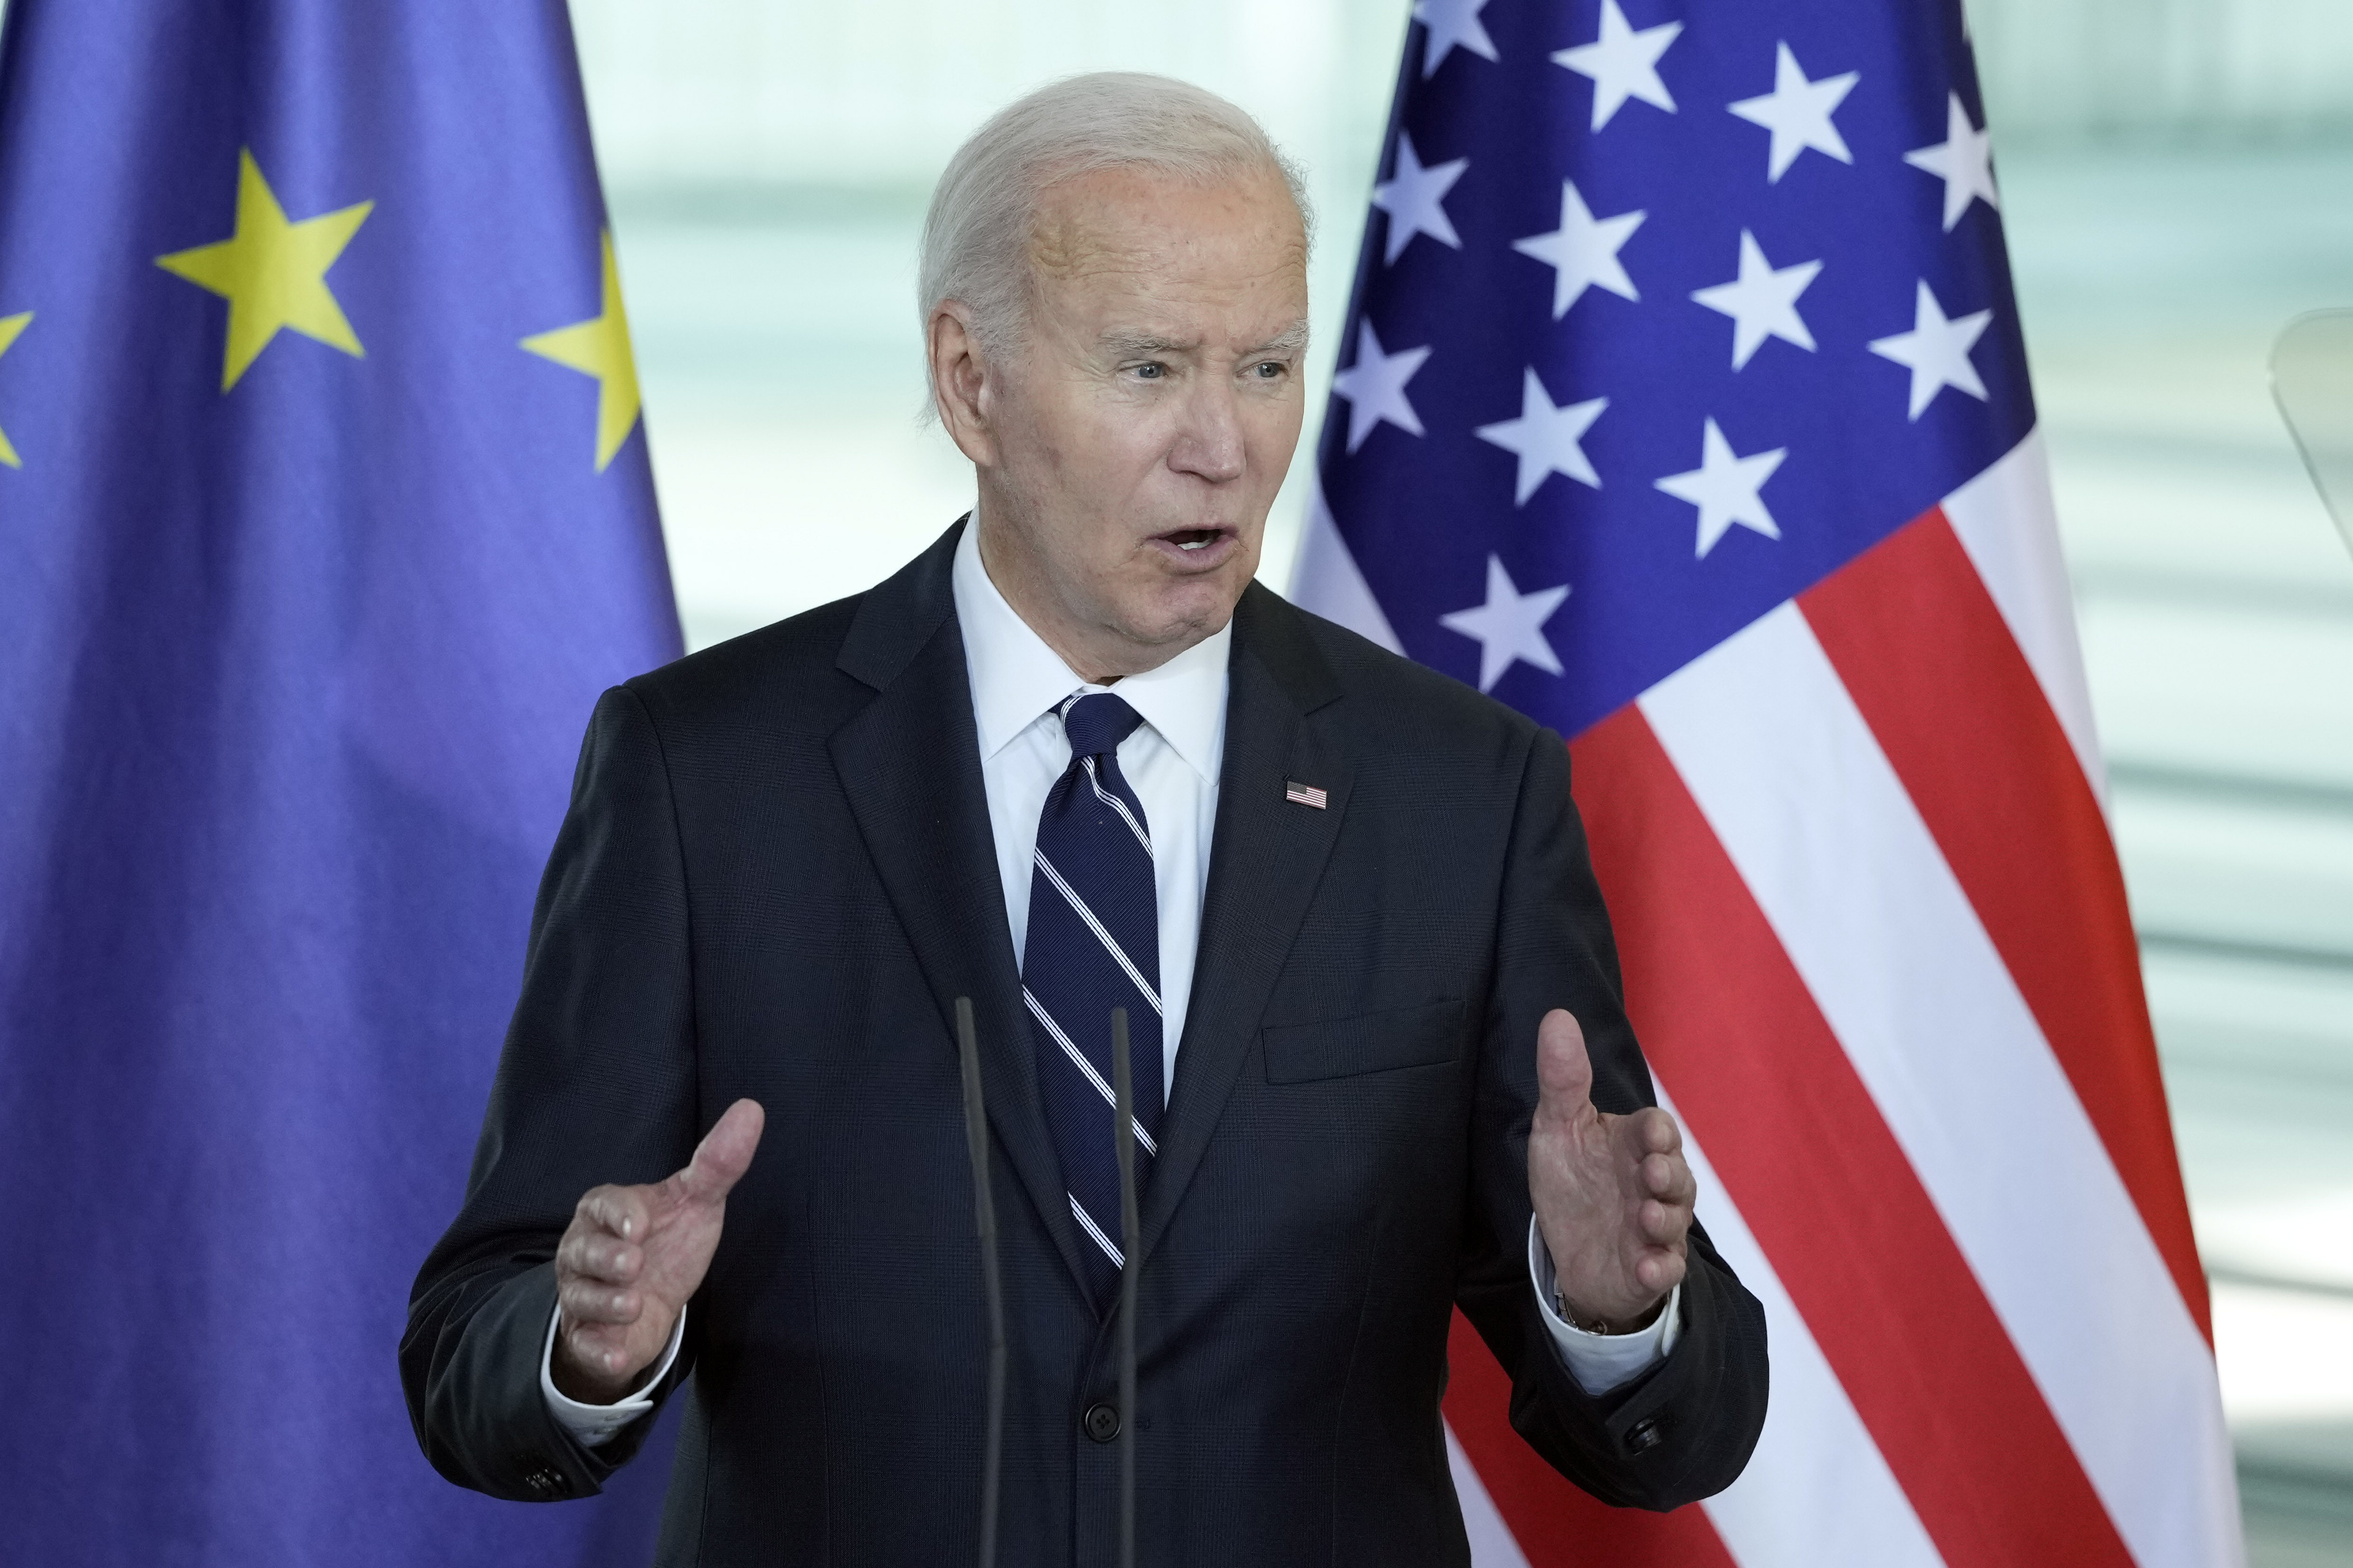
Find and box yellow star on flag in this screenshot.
[0,310,32,469]
[521,232,643,472]
[155,149,374,392]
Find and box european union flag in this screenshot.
[0,2,681,1562]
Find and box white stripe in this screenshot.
[1033,850,1163,1015]
[1640,603,2242,1568]
[1446,1423,1532,1568]
[1939,428,2108,798]
[1286,471,1405,653]
[1069,1192,1124,1267]
[1656,1090,1946,1568]
[1082,754,1154,855]
[1023,988,1159,1157]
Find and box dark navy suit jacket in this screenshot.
[402,520,1768,1565]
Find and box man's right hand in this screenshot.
[551,1098,766,1404]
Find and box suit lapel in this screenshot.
[1142,585,1349,1262]
[827,524,1096,1299]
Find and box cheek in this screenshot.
[1078,412,1180,491]
[1242,395,1306,470]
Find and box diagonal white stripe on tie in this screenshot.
[1069,1192,1125,1267]
[1083,755,1155,855]
[1033,849,1162,1014]
[1024,987,1159,1156]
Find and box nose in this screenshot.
[1168,376,1246,485]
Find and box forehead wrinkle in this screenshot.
[1026,167,1305,285]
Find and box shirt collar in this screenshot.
[951,517,1230,784]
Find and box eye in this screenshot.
[1132,361,1166,381]
[1252,360,1286,379]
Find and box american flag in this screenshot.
[1292,1,2245,1563]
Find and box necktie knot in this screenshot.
[1059,692,1144,761]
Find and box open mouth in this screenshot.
[1162,528,1227,553]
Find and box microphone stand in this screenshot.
[955,998,1007,1568]
[1111,1008,1140,1568]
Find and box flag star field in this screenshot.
[1325,0,2031,739]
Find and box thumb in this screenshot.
[1535,1009,1594,1115]
[672,1098,766,1206]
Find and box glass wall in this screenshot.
[1967,6,2353,1562]
[569,0,1414,648]
[574,2,2353,1561]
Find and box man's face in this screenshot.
[947,163,1310,679]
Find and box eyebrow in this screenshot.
[1097,320,1311,360]
[1100,330,1191,358]
[1251,321,1312,357]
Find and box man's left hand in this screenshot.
[1528,1007,1696,1332]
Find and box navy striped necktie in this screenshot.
[1021,691,1165,1306]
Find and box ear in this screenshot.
[928,303,999,469]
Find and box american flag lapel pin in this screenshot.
[1284,780,1328,810]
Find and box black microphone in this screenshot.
[955,997,1007,1568]
[1110,1007,1140,1568]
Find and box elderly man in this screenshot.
[404,73,1766,1564]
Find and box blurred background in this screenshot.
[568,0,2353,1560]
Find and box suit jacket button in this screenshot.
[1083,1401,1121,1443]
[1624,1417,1665,1455]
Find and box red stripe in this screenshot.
[1570,708,2137,1568]
[1798,509,2210,1338]
[1442,1309,1737,1567]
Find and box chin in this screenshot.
[1134,580,1246,645]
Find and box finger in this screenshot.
[1632,1248,1689,1297]
[1533,1009,1593,1114]
[562,1318,634,1380]
[1641,1149,1698,1208]
[558,1227,643,1285]
[578,1184,652,1244]
[672,1098,767,1206]
[559,1275,644,1327]
[1631,1106,1683,1158]
[1638,1194,1694,1247]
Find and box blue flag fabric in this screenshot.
[1308,0,2032,739]
[0,2,681,1562]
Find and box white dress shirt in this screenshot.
[543,521,1676,1444]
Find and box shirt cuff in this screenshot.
[540,1301,686,1449]
[1527,1217,1682,1396]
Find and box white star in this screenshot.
[1476,369,1607,504]
[1655,419,1787,558]
[1868,280,1992,419]
[1513,182,1644,319]
[1904,92,1999,231]
[1329,320,1432,453]
[1412,0,1499,78]
[1552,0,1682,131]
[1439,556,1571,692]
[1727,42,1859,183]
[1690,230,1822,370]
[1371,133,1470,265]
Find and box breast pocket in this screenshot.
[1261,999,1465,1084]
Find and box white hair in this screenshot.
[918,72,1310,381]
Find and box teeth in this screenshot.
[1179,538,1207,550]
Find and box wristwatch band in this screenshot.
[1553,1289,1613,1336]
